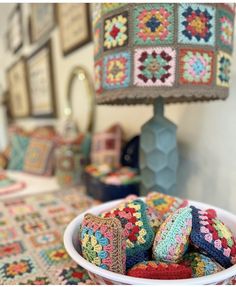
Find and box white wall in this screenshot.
[0,4,236,212]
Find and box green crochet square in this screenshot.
[133,4,174,46]
[8,134,29,171]
[216,8,234,53]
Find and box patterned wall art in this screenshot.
[27,40,57,118]
[6,57,30,118]
[8,4,23,53]
[29,4,56,43]
[57,4,92,56]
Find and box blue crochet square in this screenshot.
[103,52,131,90]
[178,4,215,46]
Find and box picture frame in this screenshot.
[8,4,23,53]
[6,57,30,118]
[27,40,57,118]
[57,3,91,56]
[29,4,56,43]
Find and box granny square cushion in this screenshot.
[127,261,192,279]
[101,199,154,269]
[146,191,188,220]
[23,138,55,176]
[182,252,224,277]
[8,133,30,170]
[153,207,192,263]
[80,213,126,274]
[190,206,236,268]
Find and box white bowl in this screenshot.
[64,198,236,285]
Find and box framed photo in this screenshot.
[6,57,30,118]
[27,40,57,118]
[8,4,23,53]
[29,4,56,43]
[57,4,91,56]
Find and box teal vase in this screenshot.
[140,97,178,195]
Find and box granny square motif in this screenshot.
[153,207,192,263]
[127,261,192,279]
[133,4,174,45]
[183,252,224,278]
[23,138,54,176]
[216,8,234,52]
[0,255,37,282]
[178,4,215,46]
[103,11,128,51]
[190,206,236,268]
[8,134,29,171]
[80,213,126,274]
[103,52,131,90]
[134,47,176,87]
[101,199,154,269]
[216,50,232,88]
[179,48,214,85]
[146,191,188,220]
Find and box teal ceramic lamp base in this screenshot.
[140,97,178,196]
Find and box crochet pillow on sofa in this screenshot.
[23,137,55,176]
[8,133,30,171]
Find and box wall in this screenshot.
[0,4,236,212]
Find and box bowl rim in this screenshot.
[64,198,236,285]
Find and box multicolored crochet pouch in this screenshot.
[153,206,192,263]
[190,206,236,268]
[182,252,224,277]
[80,213,126,274]
[127,261,192,279]
[146,191,188,220]
[101,199,155,269]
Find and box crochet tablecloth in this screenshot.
[0,187,98,285]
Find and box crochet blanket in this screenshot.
[0,173,26,197]
[0,187,98,284]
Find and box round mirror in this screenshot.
[66,66,95,134]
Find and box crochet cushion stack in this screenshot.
[79,191,236,280]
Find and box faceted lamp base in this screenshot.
[140,98,178,196]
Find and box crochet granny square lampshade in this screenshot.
[93,3,235,194]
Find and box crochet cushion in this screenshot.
[153,207,192,263]
[182,252,224,277]
[23,138,55,176]
[146,191,188,220]
[101,199,154,269]
[190,206,236,268]
[8,134,30,170]
[127,261,192,279]
[80,213,126,274]
[146,206,163,233]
